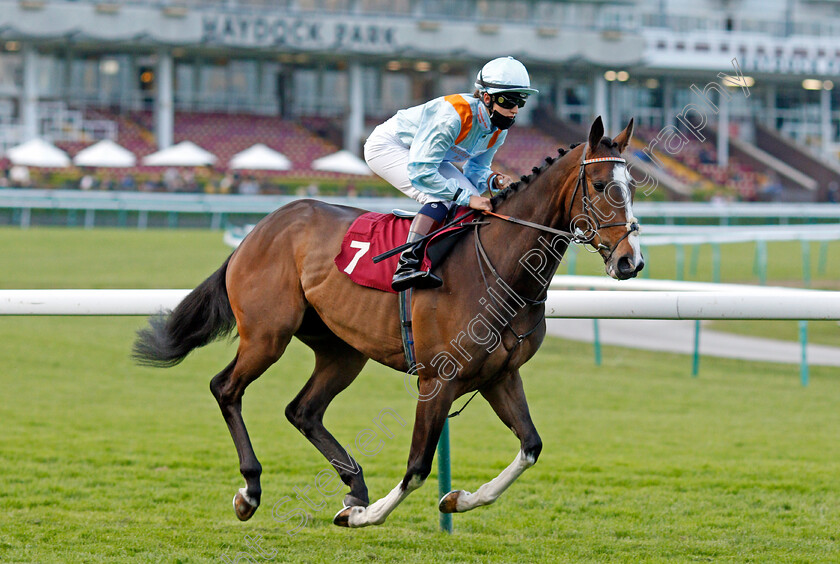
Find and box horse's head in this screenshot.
[567,116,644,280]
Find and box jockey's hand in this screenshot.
[469,195,493,212]
[494,174,514,191]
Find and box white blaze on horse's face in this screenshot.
[605,163,643,279]
[613,164,642,259]
[612,165,633,221]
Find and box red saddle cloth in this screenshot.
[335,207,472,294]
[334,212,432,294]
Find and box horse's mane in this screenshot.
[490,137,618,207]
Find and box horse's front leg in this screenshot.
[439,369,542,514]
[333,378,453,528]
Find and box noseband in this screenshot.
[568,142,640,262]
[473,142,641,352]
[475,143,642,312]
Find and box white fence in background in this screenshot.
[548,275,818,293]
[1,287,837,319]
[639,223,840,245]
[544,291,838,319]
[3,190,840,230]
[0,289,190,315]
[2,282,835,386]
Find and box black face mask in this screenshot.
[489,108,516,130]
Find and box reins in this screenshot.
[467,143,639,382]
[481,210,576,241]
[474,142,640,267]
[411,143,642,419]
[474,223,547,334]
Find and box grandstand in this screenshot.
[2,0,840,201]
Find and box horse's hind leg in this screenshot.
[285,334,370,508]
[210,331,292,521]
[439,369,542,514]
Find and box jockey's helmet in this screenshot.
[475,57,539,96]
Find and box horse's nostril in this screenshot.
[617,256,634,275]
[637,256,645,272]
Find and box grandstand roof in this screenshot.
[0,0,645,66]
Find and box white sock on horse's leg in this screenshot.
[343,475,425,528]
[441,450,535,513]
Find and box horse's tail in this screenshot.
[133,256,237,368]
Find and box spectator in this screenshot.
[100,172,116,191]
[181,169,198,193]
[698,147,715,164]
[218,172,234,194]
[9,165,30,187]
[79,173,95,191]
[163,167,180,192]
[760,173,784,202]
[120,174,137,191]
[827,181,839,203]
[239,176,260,195]
[710,192,729,205]
[140,178,158,192]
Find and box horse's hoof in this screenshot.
[333,506,352,527]
[343,494,369,508]
[333,505,365,528]
[233,488,259,521]
[439,490,464,514]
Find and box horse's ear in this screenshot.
[613,117,635,154]
[588,116,604,152]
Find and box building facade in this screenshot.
[1,0,839,159]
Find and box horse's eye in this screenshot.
[593,181,606,192]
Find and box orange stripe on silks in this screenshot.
[488,130,502,148]
[445,94,473,144]
[486,172,500,192]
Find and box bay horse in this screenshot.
[133,116,644,528]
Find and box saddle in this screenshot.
[334,207,473,293]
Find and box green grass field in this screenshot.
[1,227,839,563]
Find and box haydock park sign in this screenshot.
[740,53,840,75]
[201,14,397,52]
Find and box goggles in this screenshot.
[491,92,528,109]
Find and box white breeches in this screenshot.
[364,122,479,206]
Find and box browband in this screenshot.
[581,156,626,165]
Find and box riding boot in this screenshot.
[392,215,443,292]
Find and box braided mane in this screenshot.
[490,137,617,207]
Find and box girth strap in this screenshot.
[398,288,416,370]
[399,285,481,419]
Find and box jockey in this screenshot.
[364,56,538,292]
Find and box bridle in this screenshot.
[411,142,643,418]
[474,142,641,345]
[566,142,640,263]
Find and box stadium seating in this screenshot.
[635,125,765,200]
[493,126,563,180]
[60,109,363,181]
[46,108,785,202]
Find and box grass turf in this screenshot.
[1,318,838,562]
[0,227,839,562]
